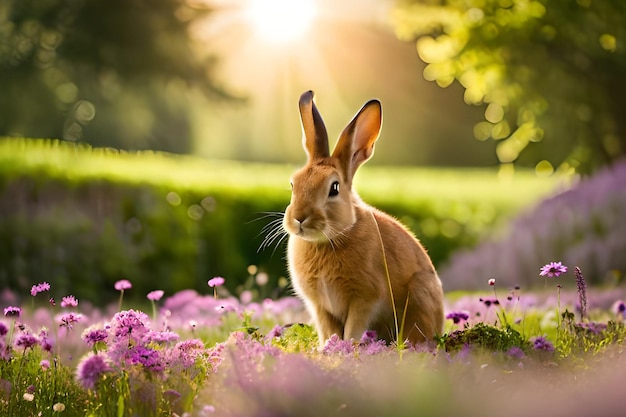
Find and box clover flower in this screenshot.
[531,336,555,352]
[3,306,21,318]
[539,261,568,278]
[114,279,132,291]
[208,277,225,287]
[15,333,38,350]
[30,282,51,296]
[82,328,109,347]
[59,312,82,330]
[322,334,354,355]
[446,311,470,324]
[75,352,111,390]
[60,295,79,308]
[147,290,164,301]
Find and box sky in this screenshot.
[189,0,495,167]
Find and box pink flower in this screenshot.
[61,295,79,308]
[208,277,225,288]
[75,353,110,390]
[30,282,51,296]
[147,290,164,301]
[488,278,496,286]
[114,280,132,291]
[539,262,568,278]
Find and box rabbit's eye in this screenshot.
[329,181,340,197]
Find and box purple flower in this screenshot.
[40,359,50,370]
[0,322,8,337]
[82,328,109,346]
[108,310,150,340]
[531,336,555,352]
[39,328,53,352]
[147,290,164,301]
[59,312,82,329]
[360,330,379,345]
[614,300,626,317]
[75,353,110,390]
[208,277,225,288]
[322,334,354,355]
[446,311,470,324]
[114,279,132,291]
[506,346,526,359]
[574,267,587,321]
[30,282,51,296]
[15,333,38,350]
[60,295,79,308]
[266,324,283,339]
[3,306,21,318]
[539,261,568,278]
[129,345,164,372]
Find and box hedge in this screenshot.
[0,138,560,305]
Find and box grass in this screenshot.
[1,262,624,417]
[0,136,561,212]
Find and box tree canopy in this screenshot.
[0,0,231,152]
[393,0,626,173]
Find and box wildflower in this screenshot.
[488,278,495,286]
[0,322,7,336]
[39,328,53,352]
[446,311,470,324]
[208,277,225,287]
[3,306,21,318]
[479,297,499,307]
[30,282,51,296]
[539,261,568,278]
[531,336,555,352]
[114,279,132,291]
[322,334,354,355]
[53,402,66,412]
[59,312,82,330]
[506,346,526,360]
[23,392,34,401]
[108,309,150,340]
[129,345,164,372]
[147,290,164,301]
[574,267,587,321]
[75,352,111,390]
[82,328,108,347]
[15,333,38,350]
[49,297,56,306]
[40,359,50,370]
[266,324,284,339]
[60,295,79,308]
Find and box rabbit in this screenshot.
[283,90,444,348]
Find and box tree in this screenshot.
[393,0,626,173]
[0,0,232,152]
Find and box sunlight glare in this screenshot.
[246,0,318,44]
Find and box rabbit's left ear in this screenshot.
[332,99,382,180]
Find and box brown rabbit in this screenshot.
[283,90,444,348]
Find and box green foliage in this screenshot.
[273,323,318,353]
[393,0,626,173]
[0,138,559,305]
[0,347,90,417]
[0,0,232,151]
[440,322,531,353]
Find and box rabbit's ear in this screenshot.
[332,99,382,180]
[299,90,329,160]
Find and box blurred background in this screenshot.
[1,0,625,304]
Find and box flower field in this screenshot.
[1,263,625,417]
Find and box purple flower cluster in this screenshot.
[446,311,470,324]
[30,282,51,296]
[531,336,555,352]
[441,160,626,290]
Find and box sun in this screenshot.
[245,0,318,44]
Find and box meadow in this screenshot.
[2,138,625,416]
[1,268,625,417]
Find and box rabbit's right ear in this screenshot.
[299,90,329,160]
